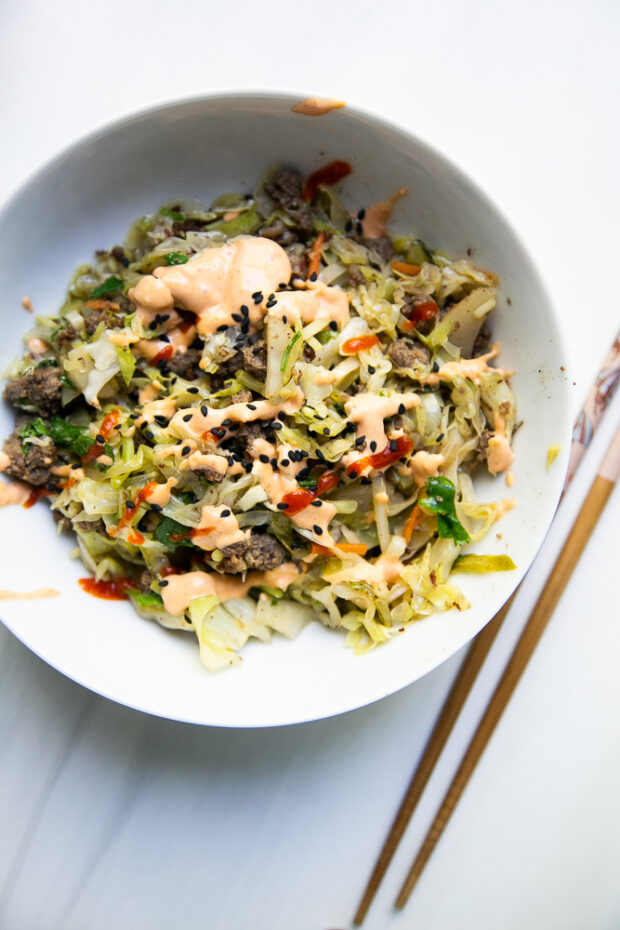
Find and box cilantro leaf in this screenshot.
[20,418,49,439]
[90,276,124,298]
[418,476,470,545]
[48,416,94,456]
[153,516,196,550]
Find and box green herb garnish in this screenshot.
[160,207,185,222]
[419,476,470,545]
[165,252,189,265]
[129,590,165,609]
[90,276,124,298]
[21,416,94,457]
[153,516,196,550]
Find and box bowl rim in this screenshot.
[0,89,572,727]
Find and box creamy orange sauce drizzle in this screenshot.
[130,238,291,335]
[137,397,177,425]
[494,498,516,521]
[487,413,514,475]
[138,383,162,404]
[422,344,512,386]
[27,337,48,355]
[505,470,514,487]
[409,451,444,486]
[144,477,177,507]
[291,97,346,116]
[362,187,408,238]
[0,588,59,600]
[251,438,337,543]
[344,391,420,452]
[169,388,304,442]
[0,479,31,507]
[179,452,230,475]
[161,564,301,615]
[268,282,350,326]
[0,451,11,472]
[191,504,247,551]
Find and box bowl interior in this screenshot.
[0,93,571,726]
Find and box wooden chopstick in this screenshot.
[353,333,620,925]
[395,422,620,908]
[352,598,513,924]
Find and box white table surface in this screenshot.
[1,2,619,928]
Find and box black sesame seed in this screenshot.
[282,315,288,324]
[125,500,136,510]
[181,445,191,456]
[148,320,157,330]
[160,333,170,343]
[151,503,163,512]
[217,324,228,332]
[229,423,240,432]
[221,418,232,427]
[182,414,192,422]
[231,313,242,323]
[114,423,123,430]
[316,449,325,461]
[349,470,358,479]
[272,421,283,431]
[311,499,322,507]
[160,580,169,587]
[270,458,278,468]
[277,502,289,510]
[247,404,257,411]
[221,509,231,518]
[329,321,338,331]
[355,435,366,446]
[356,221,363,235]
[144,431,154,441]
[227,456,235,466]
[345,219,353,232]
[211,427,226,438]
[159,314,170,323]
[357,207,366,220]
[243,461,252,473]
[361,476,372,485]
[390,439,398,452]
[437,433,444,441]
[277,412,286,422]
[187,387,199,394]
[259,454,269,464]
[96,434,104,443]
[310,272,318,282]
[368,365,376,374]
[398,403,406,415]
[432,362,440,373]
[71,463,81,471]
[252,291,263,304]
[280,459,290,467]
[266,298,277,309]
[313,525,323,535]
[240,304,249,316]
[322,427,330,435]
[201,405,208,416]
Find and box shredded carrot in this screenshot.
[392,261,421,276]
[83,299,120,311]
[307,232,325,280]
[402,505,424,544]
[311,542,368,556]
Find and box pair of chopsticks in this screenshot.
[354,331,620,924]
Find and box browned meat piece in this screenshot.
[140,569,155,591]
[260,217,295,246]
[171,218,207,236]
[231,390,253,404]
[3,427,57,486]
[241,341,267,380]
[234,421,266,456]
[167,348,202,380]
[472,322,492,358]
[388,339,430,369]
[111,245,129,265]
[55,324,78,348]
[83,300,124,335]
[4,368,63,414]
[465,429,492,471]
[363,236,394,265]
[347,264,364,286]
[218,533,287,573]
[265,168,314,237]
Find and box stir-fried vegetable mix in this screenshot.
[1,163,517,670]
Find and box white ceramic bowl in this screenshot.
[0,92,571,726]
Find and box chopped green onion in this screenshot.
[165,252,189,266]
[419,475,470,545]
[90,276,123,298]
[281,331,302,372]
[160,207,184,222]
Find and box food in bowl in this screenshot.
[0,162,517,670]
